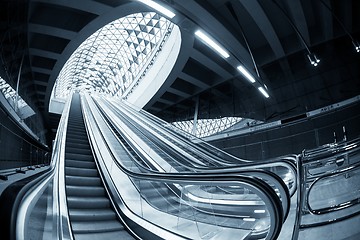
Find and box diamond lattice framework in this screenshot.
[53,12,173,99]
[172,117,243,138]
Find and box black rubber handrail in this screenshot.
[83,94,285,240]
[103,97,297,196]
[121,98,297,168]
[93,96,291,219]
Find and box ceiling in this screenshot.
[0,0,359,144]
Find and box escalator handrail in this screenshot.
[91,95,291,222]
[106,97,297,178]
[4,93,74,240]
[83,94,285,240]
[108,97,298,196]
[95,96,293,216]
[54,93,74,240]
[122,98,297,168]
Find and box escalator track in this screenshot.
[64,93,134,240]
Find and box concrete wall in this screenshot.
[209,103,360,160]
[0,106,50,170]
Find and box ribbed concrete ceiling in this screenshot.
[0,0,359,142]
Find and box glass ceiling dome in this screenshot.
[51,12,175,101]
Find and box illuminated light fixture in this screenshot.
[138,0,175,19]
[307,52,320,67]
[237,65,256,83]
[243,218,256,222]
[254,209,266,213]
[353,40,360,53]
[319,0,359,53]
[258,87,269,98]
[195,30,230,58]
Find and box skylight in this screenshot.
[0,77,28,109]
[172,117,243,138]
[52,12,174,100]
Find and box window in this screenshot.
[52,12,173,100]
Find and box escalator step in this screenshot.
[67,196,110,209]
[64,94,133,240]
[67,123,85,127]
[66,185,105,197]
[66,175,101,186]
[66,159,96,169]
[65,167,98,177]
[65,153,94,161]
[66,147,92,155]
[67,125,86,130]
[66,138,89,145]
[74,230,133,240]
[69,208,116,221]
[66,129,87,135]
[66,142,90,149]
[71,220,124,233]
[67,132,88,138]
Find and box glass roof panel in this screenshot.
[172,117,243,138]
[52,12,173,100]
[0,76,28,109]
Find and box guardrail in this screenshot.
[292,137,360,239]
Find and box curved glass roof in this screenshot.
[172,117,243,138]
[52,12,173,100]
[0,76,29,109]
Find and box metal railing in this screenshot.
[292,137,360,239]
[15,93,73,240]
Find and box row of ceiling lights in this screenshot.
[139,0,360,96]
[140,0,360,99]
[138,0,270,99]
[273,0,360,68]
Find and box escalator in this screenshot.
[82,93,286,239]
[64,93,134,239]
[99,96,297,196]
[2,92,289,240]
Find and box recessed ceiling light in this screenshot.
[195,30,230,59]
[138,0,176,19]
[237,65,256,83]
[258,87,270,98]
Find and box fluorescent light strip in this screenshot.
[138,0,175,19]
[254,209,266,213]
[237,65,256,83]
[195,30,230,58]
[258,87,270,98]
